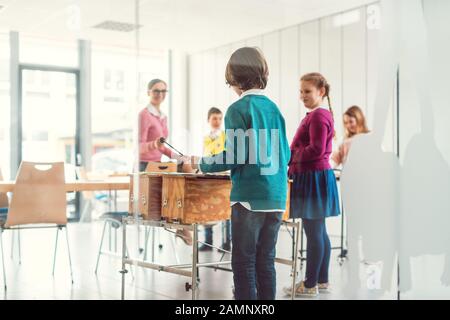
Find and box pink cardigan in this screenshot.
[139,108,173,162]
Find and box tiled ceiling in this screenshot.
[0,0,375,52]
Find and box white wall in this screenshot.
[187,3,387,149]
[186,3,386,246]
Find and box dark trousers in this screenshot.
[303,218,331,288]
[231,203,283,300]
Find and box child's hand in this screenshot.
[179,156,194,173]
[191,156,201,170]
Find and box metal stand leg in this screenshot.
[151,227,155,262]
[0,230,6,290]
[65,226,74,284]
[191,224,198,300]
[292,219,296,261]
[114,190,118,212]
[338,204,347,265]
[95,220,108,274]
[120,221,127,300]
[52,227,60,276]
[143,226,150,261]
[157,228,162,249]
[125,246,135,280]
[115,227,118,253]
[108,223,112,252]
[300,224,305,270]
[221,222,225,246]
[108,190,112,212]
[196,225,200,283]
[169,233,180,264]
[291,222,301,300]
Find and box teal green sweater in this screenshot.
[199,94,291,211]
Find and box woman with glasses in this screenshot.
[138,78,193,245]
[139,79,173,172]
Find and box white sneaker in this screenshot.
[318,283,331,293]
[283,281,319,297]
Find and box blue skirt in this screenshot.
[290,169,340,220]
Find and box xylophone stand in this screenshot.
[120,218,301,300]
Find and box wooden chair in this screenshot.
[0,168,9,288]
[0,162,73,290]
[0,169,8,209]
[0,168,22,269]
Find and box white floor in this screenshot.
[0,220,397,300]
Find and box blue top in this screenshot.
[199,93,291,211]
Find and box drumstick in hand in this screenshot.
[159,137,184,157]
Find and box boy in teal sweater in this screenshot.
[190,47,290,300]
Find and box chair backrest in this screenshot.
[0,168,9,208]
[5,162,67,227]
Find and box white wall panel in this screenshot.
[280,26,300,142]
[342,8,367,113]
[215,45,231,115]
[262,31,281,105]
[366,3,381,131]
[246,36,263,49]
[188,53,204,155]
[202,51,216,139]
[320,14,343,143]
[299,21,320,75]
[299,20,320,121]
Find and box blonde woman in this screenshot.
[331,106,370,168]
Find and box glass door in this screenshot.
[19,67,80,220]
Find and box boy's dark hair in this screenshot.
[207,107,222,120]
[225,47,268,91]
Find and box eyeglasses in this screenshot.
[150,89,169,95]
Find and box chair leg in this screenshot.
[10,231,14,259]
[64,226,74,284]
[9,229,21,264]
[17,229,21,265]
[52,227,60,276]
[0,230,7,290]
[95,220,108,275]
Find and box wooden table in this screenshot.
[0,179,130,193]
